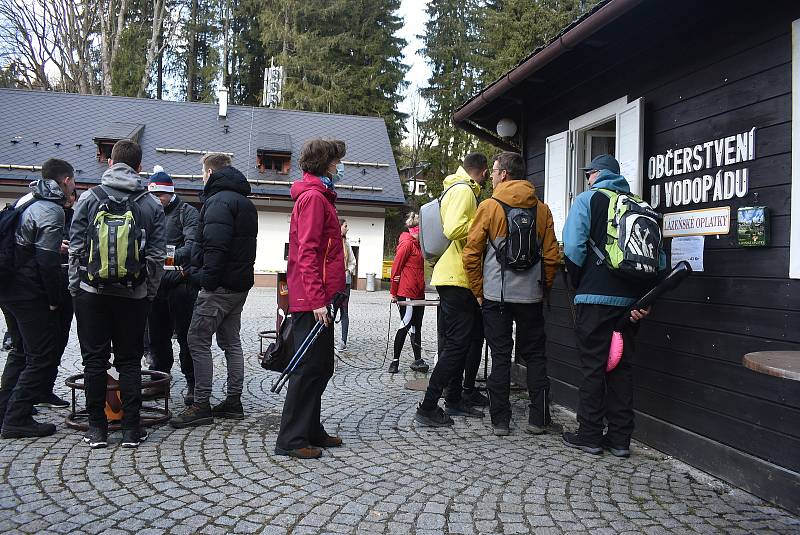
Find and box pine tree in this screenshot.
[229,0,267,106]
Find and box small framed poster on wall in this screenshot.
[737,206,770,247]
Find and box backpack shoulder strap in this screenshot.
[91,185,110,202]
[439,181,477,203]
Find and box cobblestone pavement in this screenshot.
[0,288,798,535]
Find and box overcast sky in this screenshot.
[396,0,431,140]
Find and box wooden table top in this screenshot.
[743,351,800,381]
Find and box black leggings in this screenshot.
[393,297,425,362]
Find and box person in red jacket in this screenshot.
[388,213,429,374]
[275,138,347,460]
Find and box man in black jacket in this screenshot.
[145,167,199,405]
[170,153,258,428]
[0,158,75,438]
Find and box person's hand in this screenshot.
[59,240,69,255]
[477,297,483,306]
[49,305,58,311]
[630,306,651,323]
[390,295,397,303]
[313,306,331,327]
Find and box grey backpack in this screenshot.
[419,182,476,261]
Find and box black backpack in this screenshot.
[488,199,541,304]
[260,314,294,372]
[0,198,37,284]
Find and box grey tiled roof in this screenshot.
[0,89,405,205]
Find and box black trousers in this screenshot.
[276,311,334,450]
[575,303,635,444]
[483,300,550,426]
[149,281,197,384]
[393,296,425,362]
[74,292,150,430]
[0,299,60,425]
[422,286,482,410]
[41,284,73,397]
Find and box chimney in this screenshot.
[218,86,228,118]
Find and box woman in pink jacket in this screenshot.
[276,139,346,460]
[388,213,429,374]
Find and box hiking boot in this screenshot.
[170,402,213,428]
[562,432,602,455]
[274,446,323,459]
[211,396,244,420]
[388,360,399,374]
[414,404,454,427]
[121,428,148,448]
[492,422,511,436]
[445,401,484,418]
[462,389,489,407]
[602,435,631,458]
[312,434,343,448]
[409,359,429,372]
[35,393,70,409]
[83,425,108,448]
[1,420,56,439]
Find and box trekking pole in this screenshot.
[271,292,347,393]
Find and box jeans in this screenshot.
[149,281,198,384]
[0,300,60,425]
[74,291,150,430]
[42,283,73,398]
[575,303,635,444]
[422,286,482,410]
[188,288,248,404]
[276,311,335,450]
[482,300,549,426]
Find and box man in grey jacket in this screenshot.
[0,158,75,438]
[69,140,166,449]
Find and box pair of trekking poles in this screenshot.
[270,292,347,393]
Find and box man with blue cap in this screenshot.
[146,166,199,405]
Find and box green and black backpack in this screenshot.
[589,188,662,280]
[83,186,148,288]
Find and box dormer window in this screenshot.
[256,132,292,175]
[93,122,144,163]
[257,150,291,174]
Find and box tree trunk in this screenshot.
[137,0,167,97]
[186,0,198,101]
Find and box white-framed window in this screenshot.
[790,19,800,279]
[544,95,644,241]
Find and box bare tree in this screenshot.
[0,0,55,89]
[48,0,98,93]
[99,0,128,95]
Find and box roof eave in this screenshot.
[452,0,643,130]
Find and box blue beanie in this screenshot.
[148,165,174,193]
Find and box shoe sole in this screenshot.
[34,403,70,409]
[493,428,510,436]
[2,426,57,439]
[169,417,213,429]
[525,425,547,435]
[121,435,148,448]
[83,437,107,448]
[212,412,245,420]
[274,447,322,459]
[606,447,631,458]
[414,413,454,427]
[562,436,603,455]
[445,408,485,418]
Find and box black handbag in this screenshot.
[260,314,294,372]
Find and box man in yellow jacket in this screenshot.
[416,153,488,427]
[463,152,560,436]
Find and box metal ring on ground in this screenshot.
[64,370,172,432]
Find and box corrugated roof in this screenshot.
[0,89,405,205]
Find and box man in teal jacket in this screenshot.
[561,154,665,458]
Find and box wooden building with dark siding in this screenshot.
[453,0,800,514]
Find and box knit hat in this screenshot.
[148,165,174,193]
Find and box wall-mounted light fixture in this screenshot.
[496,118,518,139]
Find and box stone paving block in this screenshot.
[0,289,796,535]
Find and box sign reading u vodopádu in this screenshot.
[647,128,755,237]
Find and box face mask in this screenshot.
[333,162,345,183]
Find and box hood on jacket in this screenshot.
[101,163,147,193]
[443,166,482,197]
[493,179,537,208]
[203,166,251,199]
[29,178,67,205]
[290,172,337,203]
[398,231,418,246]
[590,170,631,194]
